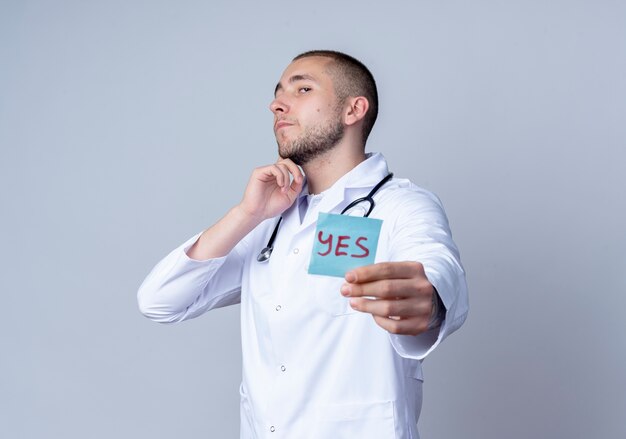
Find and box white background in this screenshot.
[1,1,625,437]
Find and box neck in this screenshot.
[302,142,367,195]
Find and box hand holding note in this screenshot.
[341,261,437,336]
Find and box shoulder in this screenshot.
[374,177,446,219]
[373,178,458,260]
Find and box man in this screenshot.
[138,50,468,438]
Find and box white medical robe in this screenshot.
[138,152,469,439]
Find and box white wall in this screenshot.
[1,1,624,437]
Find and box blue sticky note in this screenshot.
[308,212,383,278]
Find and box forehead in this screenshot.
[278,56,334,85]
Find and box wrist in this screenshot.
[233,203,266,227]
[427,288,446,330]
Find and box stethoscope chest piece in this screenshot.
[257,246,273,262]
[257,217,283,262]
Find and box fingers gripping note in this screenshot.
[340,262,437,336]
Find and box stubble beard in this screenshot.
[277,114,345,166]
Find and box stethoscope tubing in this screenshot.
[257,172,393,262]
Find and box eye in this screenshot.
[298,87,312,94]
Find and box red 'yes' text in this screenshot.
[316,231,369,258]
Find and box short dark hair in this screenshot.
[293,50,378,145]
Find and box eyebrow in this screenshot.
[274,74,319,96]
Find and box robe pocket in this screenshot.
[313,400,397,438]
[310,276,357,316]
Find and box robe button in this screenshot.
[293,248,299,254]
[270,426,276,432]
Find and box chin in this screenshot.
[277,142,294,158]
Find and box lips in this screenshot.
[274,120,294,131]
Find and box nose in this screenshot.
[269,96,288,114]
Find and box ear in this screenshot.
[343,96,369,127]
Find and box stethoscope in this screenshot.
[257,172,394,262]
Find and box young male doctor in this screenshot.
[138,50,468,439]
